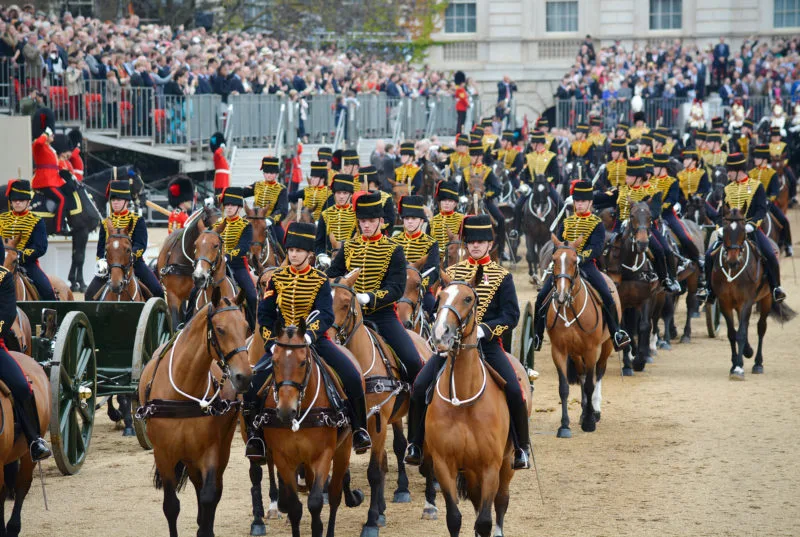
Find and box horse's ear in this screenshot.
[196,218,206,233]
[412,255,428,271]
[440,269,452,288]
[298,317,307,337]
[235,287,246,307]
[571,234,585,250]
[551,233,563,247]
[344,267,360,286]
[211,285,222,308]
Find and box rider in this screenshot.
[769,126,798,204]
[244,156,288,244]
[31,126,67,234]
[394,141,423,195]
[216,187,257,329]
[629,111,649,142]
[463,139,508,261]
[326,190,424,438]
[68,128,84,182]
[536,117,557,152]
[245,222,373,457]
[392,195,440,317]
[702,133,728,174]
[603,138,629,189]
[481,121,501,157]
[733,119,754,161]
[0,264,52,461]
[315,175,357,263]
[636,134,654,159]
[497,131,524,188]
[288,161,332,221]
[568,123,595,170]
[512,131,563,238]
[361,166,396,235]
[0,179,57,300]
[698,152,786,304]
[86,180,164,300]
[317,147,336,187]
[594,158,682,292]
[449,134,471,178]
[677,149,711,202]
[429,180,465,258]
[533,180,631,351]
[709,117,730,152]
[615,121,631,142]
[210,132,230,197]
[166,177,194,234]
[404,214,530,470]
[588,116,609,166]
[751,144,792,256]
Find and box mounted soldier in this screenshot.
[588,116,609,167]
[769,126,798,204]
[463,139,508,261]
[536,117,557,153]
[315,175,356,265]
[31,127,67,234]
[732,119,755,162]
[288,161,331,222]
[636,133,654,160]
[481,119,501,157]
[512,130,563,238]
[244,156,288,245]
[533,180,631,351]
[629,111,649,142]
[568,123,596,174]
[67,128,85,182]
[404,214,530,470]
[709,116,730,152]
[316,146,336,187]
[338,149,362,191]
[496,130,524,188]
[751,144,792,256]
[597,138,629,190]
[393,141,423,196]
[429,180,465,257]
[702,132,728,173]
[392,195,440,316]
[245,221,373,458]
[0,179,56,300]
[698,153,786,304]
[677,149,713,217]
[449,133,471,179]
[210,132,230,197]
[360,165,396,234]
[166,176,195,234]
[615,121,631,142]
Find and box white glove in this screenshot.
[204,196,215,207]
[518,183,531,195]
[264,218,273,227]
[44,127,53,137]
[477,326,487,339]
[455,174,463,184]
[673,202,682,216]
[459,195,469,204]
[95,258,108,277]
[317,254,331,269]
[304,333,312,345]
[356,293,371,305]
[745,223,755,233]
[564,195,574,206]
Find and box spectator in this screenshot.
[713,37,730,88]
[496,75,517,124]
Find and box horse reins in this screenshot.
[104,232,139,301]
[548,246,600,334]
[194,229,227,288]
[330,280,364,346]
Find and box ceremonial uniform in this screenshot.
[393,196,440,316]
[429,181,465,256]
[315,175,357,256]
[288,161,332,221]
[405,215,530,470]
[360,165,396,234]
[588,118,609,167]
[514,131,563,234]
[69,147,84,182]
[215,190,257,328]
[751,145,791,254]
[568,125,595,170]
[497,131,524,187]
[395,142,423,195]
[166,176,194,234]
[463,140,507,259]
[769,127,798,200]
[85,181,164,300]
[0,180,56,299]
[449,134,471,178]
[629,113,649,142]
[245,157,288,244]
[676,160,711,203]
[210,132,230,195]
[32,130,66,233]
[652,154,701,265]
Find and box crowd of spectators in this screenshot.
[557,34,800,106]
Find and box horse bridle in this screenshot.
[397,266,424,324]
[205,303,249,380]
[551,246,580,307]
[194,229,225,288]
[107,232,135,288]
[437,281,479,353]
[271,334,312,404]
[548,247,600,333]
[330,280,364,346]
[247,213,285,266]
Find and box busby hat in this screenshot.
[616,121,630,132]
[652,153,670,166]
[400,141,415,156]
[52,133,70,154]
[633,111,646,123]
[711,116,723,129]
[530,130,546,145]
[399,195,426,218]
[310,161,328,178]
[454,70,466,85]
[502,131,514,141]
[284,222,316,252]
[571,180,593,201]
[354,191,384,219]
[481,117,493,128]
[626,158,646,177]
[610,138,628,150]
[332,174,355,193]
[682,149,699,161]
[462,214,494,242]
[220,186,245,206]
[469,131,482,142]
[167,175,195,208]
[261,156,279,173]
[590,116,603,127]
[638,135,653,148]
[210,131,225,152]
[770,126,783,138]
[536,117,549,128]
[695,130,708,141]
[576,123,589,134]
[706,132,722,144]
[440,145,455,155]
[6,179,33,201]
[107,180,132,200]
[642,155,654,175]
[753,144,770,159]
[68,128,83,151]
[331,149,343,171]
[436,180,459,202]
[651,132,667,144]
[318,147,333,161]
[726,152,747,171]
[456,133,470,147]
[359,165,379,185]
[743,118,754,129]
[342,149,360,165]
[469,140,484,156]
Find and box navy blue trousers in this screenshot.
[230,264,257,329]
[366,307,423,380]
[21,260,56,300]
[133,259,164,298]
[0,347,32,404]
[662,209,700,262]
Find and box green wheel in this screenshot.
[705,298,721,338]
[49,311,97,475]
[132,298,173,450]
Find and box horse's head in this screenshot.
[397,257,426,329]
[721,206,748,268]
[271,317,312,424]
[193,219,223,289]
[2,236,20,270]
[105,226,134,295]
[627,198,652,253]
[711,165,728,186]
[532,174,550,206]
[685,194,708,226]
[329,269,361,343]
[431,268,479,354]
[244,204,270,269]
[207,287,252,393]
[551,234,582,307]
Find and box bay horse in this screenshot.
[710,207,796,379]
[190,220,238,314]
[427,268,532,537]
[245,204,285,273]
[157,205,221,328]
[771,158,791,214]
[1,237,74,301]
[330,269,435,535]
[138,287,252,537]
[441,229,468,269]
[547,237,617,437]
[95,223,148,302]
[0,351,50,537]
[521,175,558,285]
[396,257,432,339]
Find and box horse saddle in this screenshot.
[362,323,408,382]
[313,349,347,410]
[425,349,507,405]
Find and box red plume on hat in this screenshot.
[693,98,701,104]
[169,184,181,197]
[569,179,580,196]
[352,190,368,207]
[5,179,17,198]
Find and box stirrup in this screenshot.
[512,447,531,470]
[245,436,266,459]
[773,287,787,303]
[30,438,52,462]
[613,330,631,351]
[508,229,519,239]
[532,333,543,352]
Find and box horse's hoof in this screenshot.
[752,364,764,374]
[393,490,411,503]
[622,367,634,377]
[729,367,745,381]
[581,418,596,433]
[593,411,601,422]
[250,522,267,536]
[680,335,691,344]
[645,355,655,363]
[690,311,701,318]
[377,514,386,527]
[345,488,365,508]
[323,492,329,506]
[633,360,647,372]
[107,407,123,423]
[743,344,754,359]
[266,500,282,519]
[122,427,135,437]
[657,341,671,351]
[360,524,380,537]
[556,427,572,438]
[421,504,439,520]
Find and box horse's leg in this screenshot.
[721,307,738,374]
[633,305,649,372]
[421,458,438,520]
[377,448,388,523]
[119,394,135,436]
[342,467,365,508]
[732,302,754,379]
[307,451,334,537]
[361,441,385,536]
[5,456,31,537]
[582,355,598,433]
[193,465,220,537]
[248,460,266,536]
[753,297,770,374]
[659,295,674,351]
[154,454,181,537]
[621,308,634,376]
[493,459,513,537]
[326,441,351,537]
[433,457,461,537]
[71,228,89,290]
[552,348,571,438]
[682,287,696,344]
[391,420,411,503]
[277,466,303,537]
[525,232,534,280]
[266,453,280,518]
[474,465,500,537]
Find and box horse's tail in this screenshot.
[769,300,797,324]
[153,462,189,492]
[566,356,580,385]
[456,471,469,501]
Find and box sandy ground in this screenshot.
[13,217,800,537]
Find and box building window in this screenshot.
[775,0,800,27]
[546,1,578,32]
[649,0,682,30]
[444,1,477,33]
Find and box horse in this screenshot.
[282,202,315,228]
[189,220,238,314]
[330,269,436,534]
[93,222,147,302]
[1,236,74,301]
[602,199,662,375]
[419,160,443,207]
[256,319,356,537]
[426,267,532,537]
[710,207,796,379]
[138,288,252,537]
[396,257,432,339]
[521,175,558,285]
[0,352,50,537]
[546,236,618,437]
[246,204,285,272]
[441,229,469,270]
[157,205,222,328]
[771,158,791,214]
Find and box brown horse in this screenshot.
[258,319,355,537]
[95,223,148,302]
[547,237,618,437]
[711,208,796,379]
[0,351,50,537]
[189,220,238,313]
[246,204,285,272]
[1,236,73,301]
[440,229,470,270]
[157,205,221,327]
[282,201,315,228]
[330,269,434,534]
[138,288,252,537]
[771,158,791,214]
[427,268,532,537]
[396,257,430,337]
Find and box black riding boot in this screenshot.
[349,395,372,454]
[16,396,51,462]
[509,402,531,470]
[403,401,427,466]
[602,303,630,351]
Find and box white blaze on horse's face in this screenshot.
[537,183,545,192]
[112,240,119,250]
[432,286,460,347]
[556,251,569,304]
